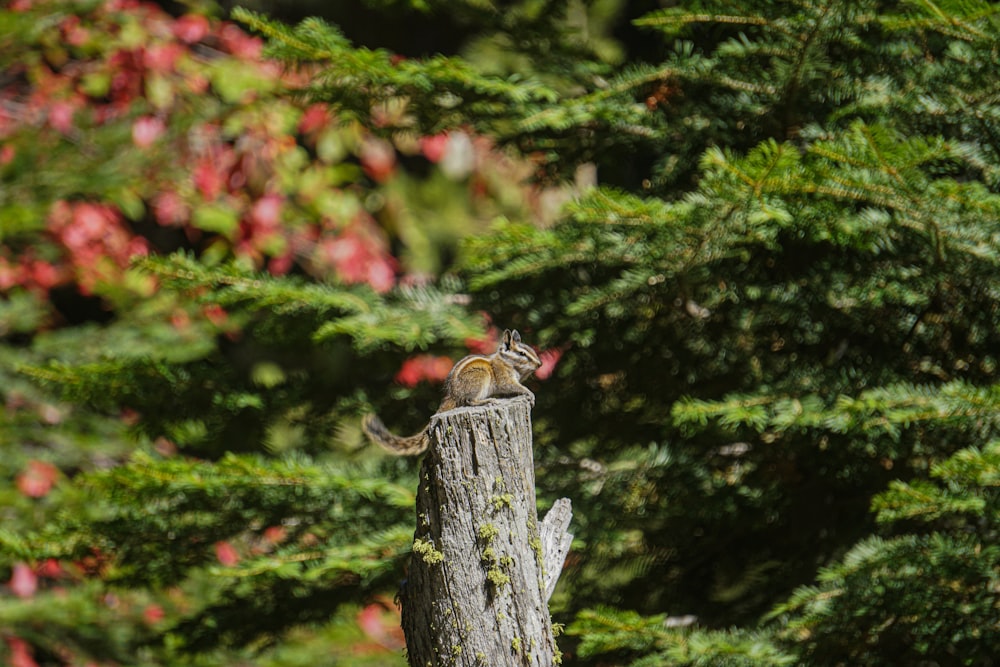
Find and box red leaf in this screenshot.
[16,460,59,498]
[25,260,62,291]
[60,202,115,249]
[249,194,282,231]
[218,23,262,59]
[419,133,449,163]
[152,190,189,226]
[201,303,228,327]
[365,255,396,293]
[298,104,330,135]
[464,328,499,355]
[268,253,293,276]
[172,14,210,44]
[536,347,563,380]
[214,541,240,566]
[48,101,76,134]
[360,140,396,182]
[9,563,38,598]
[356,599,405,650]
[394,358,424,388]
[143,603,165,625]
[395,355,453,387]
[319,228,397,293]
[170,309,191,331]
[60,15,90,47]
[193,160,225,200]
[0,258,25,291]
[36,559,63,579]
[143,43,183,72]
[132,116,165,148]
[5,637,38,667]
[263,526,287,545]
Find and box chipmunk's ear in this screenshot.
[510,329,522,344]
[501,329,513,350]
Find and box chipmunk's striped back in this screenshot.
[362,329,542,455]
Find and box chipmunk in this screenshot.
[363,329,542,455]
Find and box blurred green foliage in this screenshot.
[3,0,1000,665]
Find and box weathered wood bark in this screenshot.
[401,397,572,667]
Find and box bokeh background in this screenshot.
[2,1,999,665]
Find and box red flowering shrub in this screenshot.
[2,2,541,311]
[1,0,513,311]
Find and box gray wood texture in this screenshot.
[401,397,572,667]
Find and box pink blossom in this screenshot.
[172,14,210,44]
[394,355,454,387]
[16,460,59,498]
[360,140,396,182]
[152,190,189,226]
[48,101,76,133]
[61,15,90,46]
[9,564,38,598]
[143,604,165,625]
[249,195,282,231]
[62,202,115,246]
[319,230,397,293]
[536,348,563,380]
[356,599,406,650]
[419,133,449,163]
[132,116,166,148]
[4,637,38,667]
[26,260,61,290]
[194,159,225,200]
[322,234,365,277]
[143,43,183,72]
[268,253,294,276]
[298,104,330,135]
[365,256,396,293]
[214,541,240,566]
[218,23,262,59]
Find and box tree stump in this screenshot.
[401,397,572,667]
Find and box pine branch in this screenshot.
[15,452,416,585]
[232,8,558,133]
[137,253,482,351]
[672,381,1000,437]
[568,606,796,667]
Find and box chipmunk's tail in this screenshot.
[362,414,429,455]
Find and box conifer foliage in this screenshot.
[462,0,1000,664]
[3,0,1000,665]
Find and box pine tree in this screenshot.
[461,0,1000,664]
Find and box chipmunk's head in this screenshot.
[499,329,542,376]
